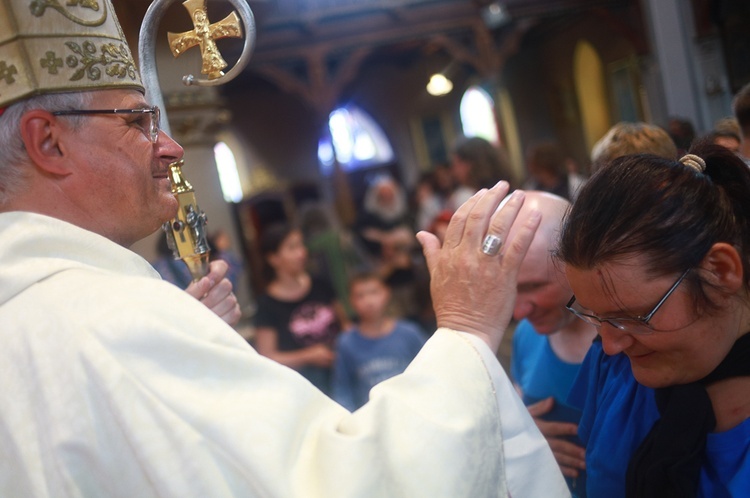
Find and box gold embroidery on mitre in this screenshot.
[64,41,136,81]
[29,0,107,27]
[66,0,100,10]
[0,0,143,108]
[40,51,63,74]
[0,61,19,85]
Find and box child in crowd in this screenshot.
[254,223,345,395]
[332,272,427,411]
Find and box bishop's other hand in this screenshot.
[186,259,242,326]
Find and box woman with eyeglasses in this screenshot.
[556,141,750,498]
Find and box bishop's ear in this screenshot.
[19,110,73,176]
[699,242,744,294]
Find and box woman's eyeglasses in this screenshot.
[565,268,690,335]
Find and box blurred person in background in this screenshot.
[590,122,677,173]
[706,117,741,154]
[667,116,696,156]
[447,136,516,210]
[332,272,427,411]
[732,82,750,166]
[523,141,586,202]
[253,223,347,395]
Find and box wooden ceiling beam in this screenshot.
[249,16,479,63]
[255,46,373,117]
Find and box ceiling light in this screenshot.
[427,73,453,96]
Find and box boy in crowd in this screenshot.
[333,272,427,411]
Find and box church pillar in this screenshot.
[641,0,732,132]
[642,0,703,127]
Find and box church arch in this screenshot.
[574,40,612,153]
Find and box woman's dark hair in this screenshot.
[259,222,300,284]
[557,140,750,312]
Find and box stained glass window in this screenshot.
[460,85,500,144]
[318,105,394,174]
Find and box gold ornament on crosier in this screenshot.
[157,0,249,281]
[167,0,242,80]
[163,160,211,282]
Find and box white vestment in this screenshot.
[0,212,568,498]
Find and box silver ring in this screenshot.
[481,234,503,256]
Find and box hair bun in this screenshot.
[679,154,706,173]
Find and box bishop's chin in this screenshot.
[156,196,180,224]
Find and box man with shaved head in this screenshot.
[509,191,598,496]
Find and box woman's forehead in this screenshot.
[568,256,648,283]
[565,260,652,311]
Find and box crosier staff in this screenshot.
[137,0,256,281]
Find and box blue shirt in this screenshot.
[151,255,194,289]
[567,339,658,498]
[332,320,426,411]
[511,319,587,496]
[569,339,750,497]
[512,319,583,406]
[701,417,750,497]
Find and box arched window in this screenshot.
[460,85,500,145]
[574,40,612,152]
[214,141,244,203]
[318,105,394,174]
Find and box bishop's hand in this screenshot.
[417,182,541,352]
[185,259,242,326]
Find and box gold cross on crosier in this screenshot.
[167,0,242,80]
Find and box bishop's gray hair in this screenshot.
[0,91,92,205]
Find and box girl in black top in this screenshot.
[253,223,347,395]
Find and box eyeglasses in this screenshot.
[565,268,690,335]
[52,106,161,143]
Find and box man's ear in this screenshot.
[700,242,744,294]
[20,110,73,176]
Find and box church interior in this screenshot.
[116,0,750,322]
[6,1,750,493]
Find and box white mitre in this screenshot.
[0,0,143,109]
